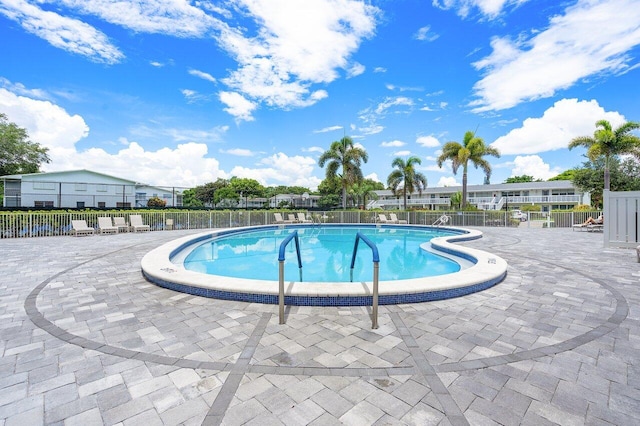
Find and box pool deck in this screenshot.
[1,227,639,425]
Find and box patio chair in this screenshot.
[297,212,313,223]
[389,213,407,224]
[274,213,286,224]
[378,214,390,223]
[287,214,298,223]
[97,217,119,234]
[113,217,129,233]
[129,214,150,232]
[71,220,95,236]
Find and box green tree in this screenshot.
[228,177,265,198]
[569,119,640,190]
[194,178,228,207]
[349,179,382,209]
[181,188,204,207]
[449,191,462,210]
[549,170,577,181]
[504,175,541,183]
[317,176,341,209]
[318,136,368,209]
[437,131,500,208]
[0,113,50,176]
[572,157,640,208]
[386,156,428,210]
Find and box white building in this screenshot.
[1,169,182,208]
[370,180,590,212]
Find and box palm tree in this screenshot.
[436,131,500,208]
[387,156,428,210]
[318,136,368,208]
[569,119,640,190]
[349,180,379,209]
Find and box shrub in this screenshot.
[147,197,167,208]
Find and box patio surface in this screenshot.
[1,227,638,425]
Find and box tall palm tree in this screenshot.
[387,156,428,210]
[349,180,379,209]
[569,119,640,190]
[318,136,368,208]
[436,131,500,208]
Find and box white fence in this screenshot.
[604,190,640,248]
[0,210,606,239]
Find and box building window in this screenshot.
[75,183,87,191]
[98,202,106,208]
[34,201,54,208]
[33,182,55,190]
[116,202,131,208]
[76,201,85,208]
[97,184,108,192]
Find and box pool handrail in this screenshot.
[278,230,302,325]
[350,232,380,329]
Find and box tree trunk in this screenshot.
[462,171,468,209]
[342,186,347,209]
[604,167,610,191]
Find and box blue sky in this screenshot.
[1,0,639,190]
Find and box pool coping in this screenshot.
[141,224,508,306]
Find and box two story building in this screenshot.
[369,180,590,212]
[1,169,182,208]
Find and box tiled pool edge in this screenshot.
[141,224,508,306]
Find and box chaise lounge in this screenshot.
[71,220,95,237]
[129,215,150,232]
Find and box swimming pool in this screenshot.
[141,224,508,306]
[182,226,462,282]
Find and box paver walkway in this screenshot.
[0,227,638,425]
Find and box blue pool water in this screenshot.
[182,226,462,282]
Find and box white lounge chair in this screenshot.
[378,214,390,223]
[287,214,298,223]
[71,220,95,236]
[389,213,407,224]
[97,217,119,234]
[113,217,128,233]
[129,214,150,232]
[297,212,313,223]
[274,213,286,224]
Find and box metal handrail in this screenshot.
[278,231,302,325]
[350,232,380,329]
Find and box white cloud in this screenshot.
[313,125,343,133]
[392,150,412,157]
[189,69,217,83]
[380,140,406,148]
[437,176,460,187]
[358,124,384,135]
[470,0,640,112]
[375,96,414,114]
[150,61,164,67]
[346,62,366,78]
[303,146,325,153]
[365,172,381,182]
[414,25,439,42]
[220,148,255,156]
[432,0,530,19]
[373,67,386,73]
[490,98,626,155]
[230,153,321,190]
[510,155,562,180]
[0,0,124,63]
[0,84,227,187]
[416,135,440,148]
[219,91,257,122]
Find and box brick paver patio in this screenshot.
[1,227,638,425]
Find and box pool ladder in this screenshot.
[277,231,380,329]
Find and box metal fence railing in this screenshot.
[0,210,604,239]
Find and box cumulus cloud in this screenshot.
[313,125,343,133]
[416,135,440,148]
[490,98,626,155]
[392,150,412,156]
[219,148,255,156]
[229,153,321,190]
[470,0,640,112]
[346,62,366,78]
[380,140,406,148]
[219,91,257,122]
[509,155,562,180]
[437,176,460,187]
[0,0,124,63]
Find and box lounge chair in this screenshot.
[97,217,119,234]
[165,219,174,230]
[129,214,150,232]
[113,217,129,233]
[378,214,390,223]
[389,213,407,224]
[297,212,313,223]
[71,220,95,236]
[287,214,298,223]
[274,213,286,224]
